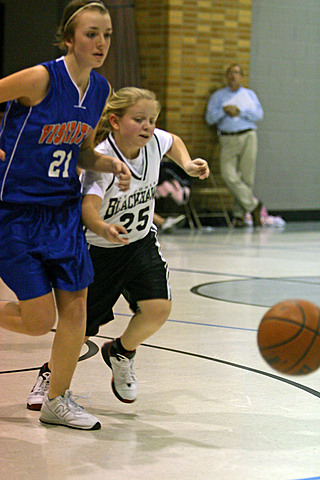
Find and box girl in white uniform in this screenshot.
[28,87,209,407]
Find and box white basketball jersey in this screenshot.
[82,128,173,247]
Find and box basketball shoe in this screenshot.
[27,363,51,411]
[101,340,138,403]
[40,390,101,430]
[161,214,186,232]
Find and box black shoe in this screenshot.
[251,201,263,227]
[233,217,245,228]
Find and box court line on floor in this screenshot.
[138,342,320,399]
[110,311,257,332]
[170,267,320,284]
[170,267,260,278]
[190,278,320,308]
[0,338,98,374]
[291,477,320,480]
[1,335,319,402]
[94,337,320,400]
[168,318,257,331]
[110,311,258,332]
[0,296,267,336]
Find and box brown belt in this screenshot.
[220,129,253,136]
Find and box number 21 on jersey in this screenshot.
[48,150,72,178]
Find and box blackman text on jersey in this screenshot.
[103,183,158,219]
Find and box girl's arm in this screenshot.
[78,126,131,191]
[82,194,129,245]
[0,66,50,162]
[165,133,210,180]
[0,65,50,106]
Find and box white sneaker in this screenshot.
[161,214,186,232]
[40,390,101,430]
[27,363,51,411]
[101,341,138,403]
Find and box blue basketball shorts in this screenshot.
[0,201,94,301]
[86,229,172,336]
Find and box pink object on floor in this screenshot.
[245,206,286,227]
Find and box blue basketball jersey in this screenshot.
[0,56,110,206]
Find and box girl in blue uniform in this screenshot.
[0,0,130,430]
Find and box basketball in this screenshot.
[257,299,320,375]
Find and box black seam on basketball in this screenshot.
[260,301,305,342]
[281,325,319,374]
[259,315,320,343]
[259,317,306,350]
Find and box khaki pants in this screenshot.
[219,130,258,219]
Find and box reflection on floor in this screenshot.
[1,222,320,480]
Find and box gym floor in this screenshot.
[1,222,320,480]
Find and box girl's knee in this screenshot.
[161,300,172,320]
[142,299,171,326]
[23,316,56,336]
[156,298,171,316]
[20,292,56,336]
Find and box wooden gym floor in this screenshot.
[1,222,320,480]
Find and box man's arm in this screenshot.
[205,90,227,126]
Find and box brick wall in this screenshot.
[135,0,253,215]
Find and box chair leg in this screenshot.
[186,198,202,229]
[184,203,195,229]
[219,196,233,228]
[209,173,233,228]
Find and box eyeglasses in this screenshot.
[228,70,242,75]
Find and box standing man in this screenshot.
[205,63,264,227]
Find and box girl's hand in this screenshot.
[0,149,5,161]
[112,159,131,191]
[185,159,210,180]
[116,171,131,191]
[102,223,129,245]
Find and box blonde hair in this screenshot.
[95,87,161,146]
[55,0,109,52]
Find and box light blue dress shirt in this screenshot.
[205,86,264,133]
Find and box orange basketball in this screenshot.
[257,299,320,375]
